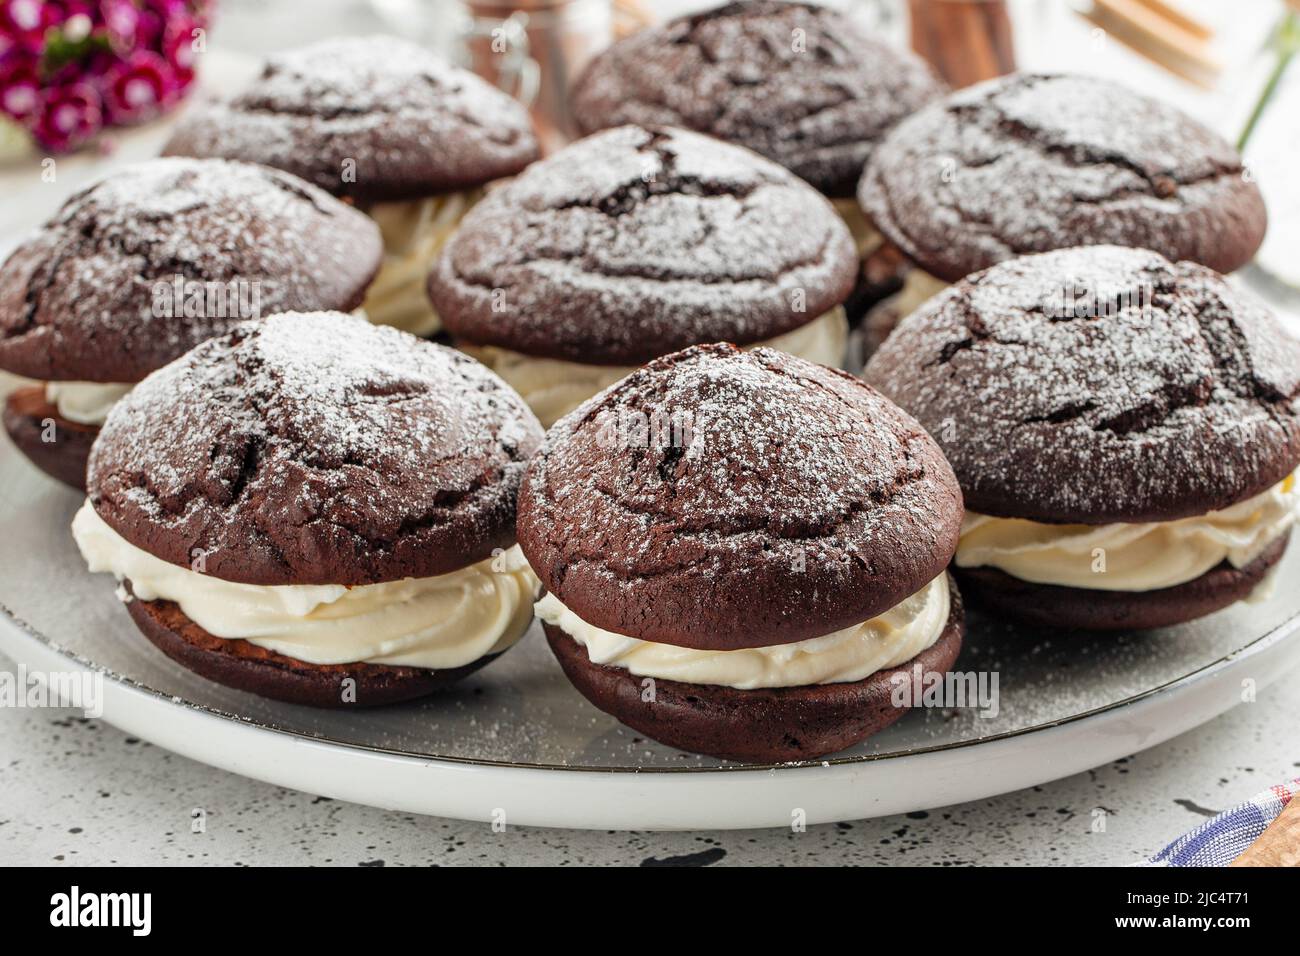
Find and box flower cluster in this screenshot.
[0,0,213,152]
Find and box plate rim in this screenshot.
[5,592,1298,775]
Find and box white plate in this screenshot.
[2,447,1299,830]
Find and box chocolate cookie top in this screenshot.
[517,344,962,650]
[857,73,1267,282]
[864,246,1300,524]
[428,125,858,365]
[87,312,543,587]
[0,158,381,384]
[570,1,943,197]
[162,36,540,204]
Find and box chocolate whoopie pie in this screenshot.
[855,72,1268,352]
[72,312,544,707]
[518,343,965,763]
[163,36,540,337]
[571,0,944,315]
[0,158,381,491]
[427,124,858,427]
[864,245,1300,631]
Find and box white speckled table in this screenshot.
[2,648,1296,866]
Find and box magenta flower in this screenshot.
[3,0,211,151]
[1,0,48,54]
[100,48,176,124]
[131,5,163,47]
[161,12,198,85]
[32,79,102,151]
[98,0,141,50]
[0,55,40,119]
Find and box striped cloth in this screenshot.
[1143,777,1299,866]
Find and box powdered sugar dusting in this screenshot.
[88,311,543,586]
[430,124,858,365]
[572,1,944,197]
[163,36,539,202]
[858,73,1266,280]
[518,344,962,646]
[865,246,1300,523]
[0,158,381,383]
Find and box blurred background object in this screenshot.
[907,0,1016,86]
[458,1,614,150]
[1078,0,1221,87]
[0,0,215,157]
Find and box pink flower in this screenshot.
[98,0,140,49]
[1,0,43,31]
[0,55,40,119]
[1,0,48,54]
[131,5,163,47]
[161,12,198,85]
[99,48,176,124]
[32,79,101,151]
[146,0,192,20]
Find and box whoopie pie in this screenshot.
[73,311,544,707]
[864,245,1300,631]
[163,35,540,337]
[518,343,964,763]
[0,158,381,490]
[427,124,857,427]
[855,72,1268,352]
[573,0,944,199]
[570,0,944,310]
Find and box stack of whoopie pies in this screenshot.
[3,4,1296,765]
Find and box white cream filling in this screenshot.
[862,265,951,339]
[71,501,539,669]
[535,573,949,690]
[956,473,1300,592]
[830,198,884,259]
[361,190,482,337]
[887,267,950,324]
[468,306,849,429]
[44,381,133,426]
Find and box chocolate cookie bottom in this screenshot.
[544,582,965,764]
[955,533,1289,632]
[3,385,97,490]
[127,591,498,708]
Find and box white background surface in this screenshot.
[2,0,1298,864]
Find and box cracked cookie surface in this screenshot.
[87,311,544,586]
[163,36,539,203]
[0,158,381,383]
[570,1,944,198]
[517,343,962,650]
[856,73,1267,281]
[428,125,858,365]
[864,246,1300,523]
